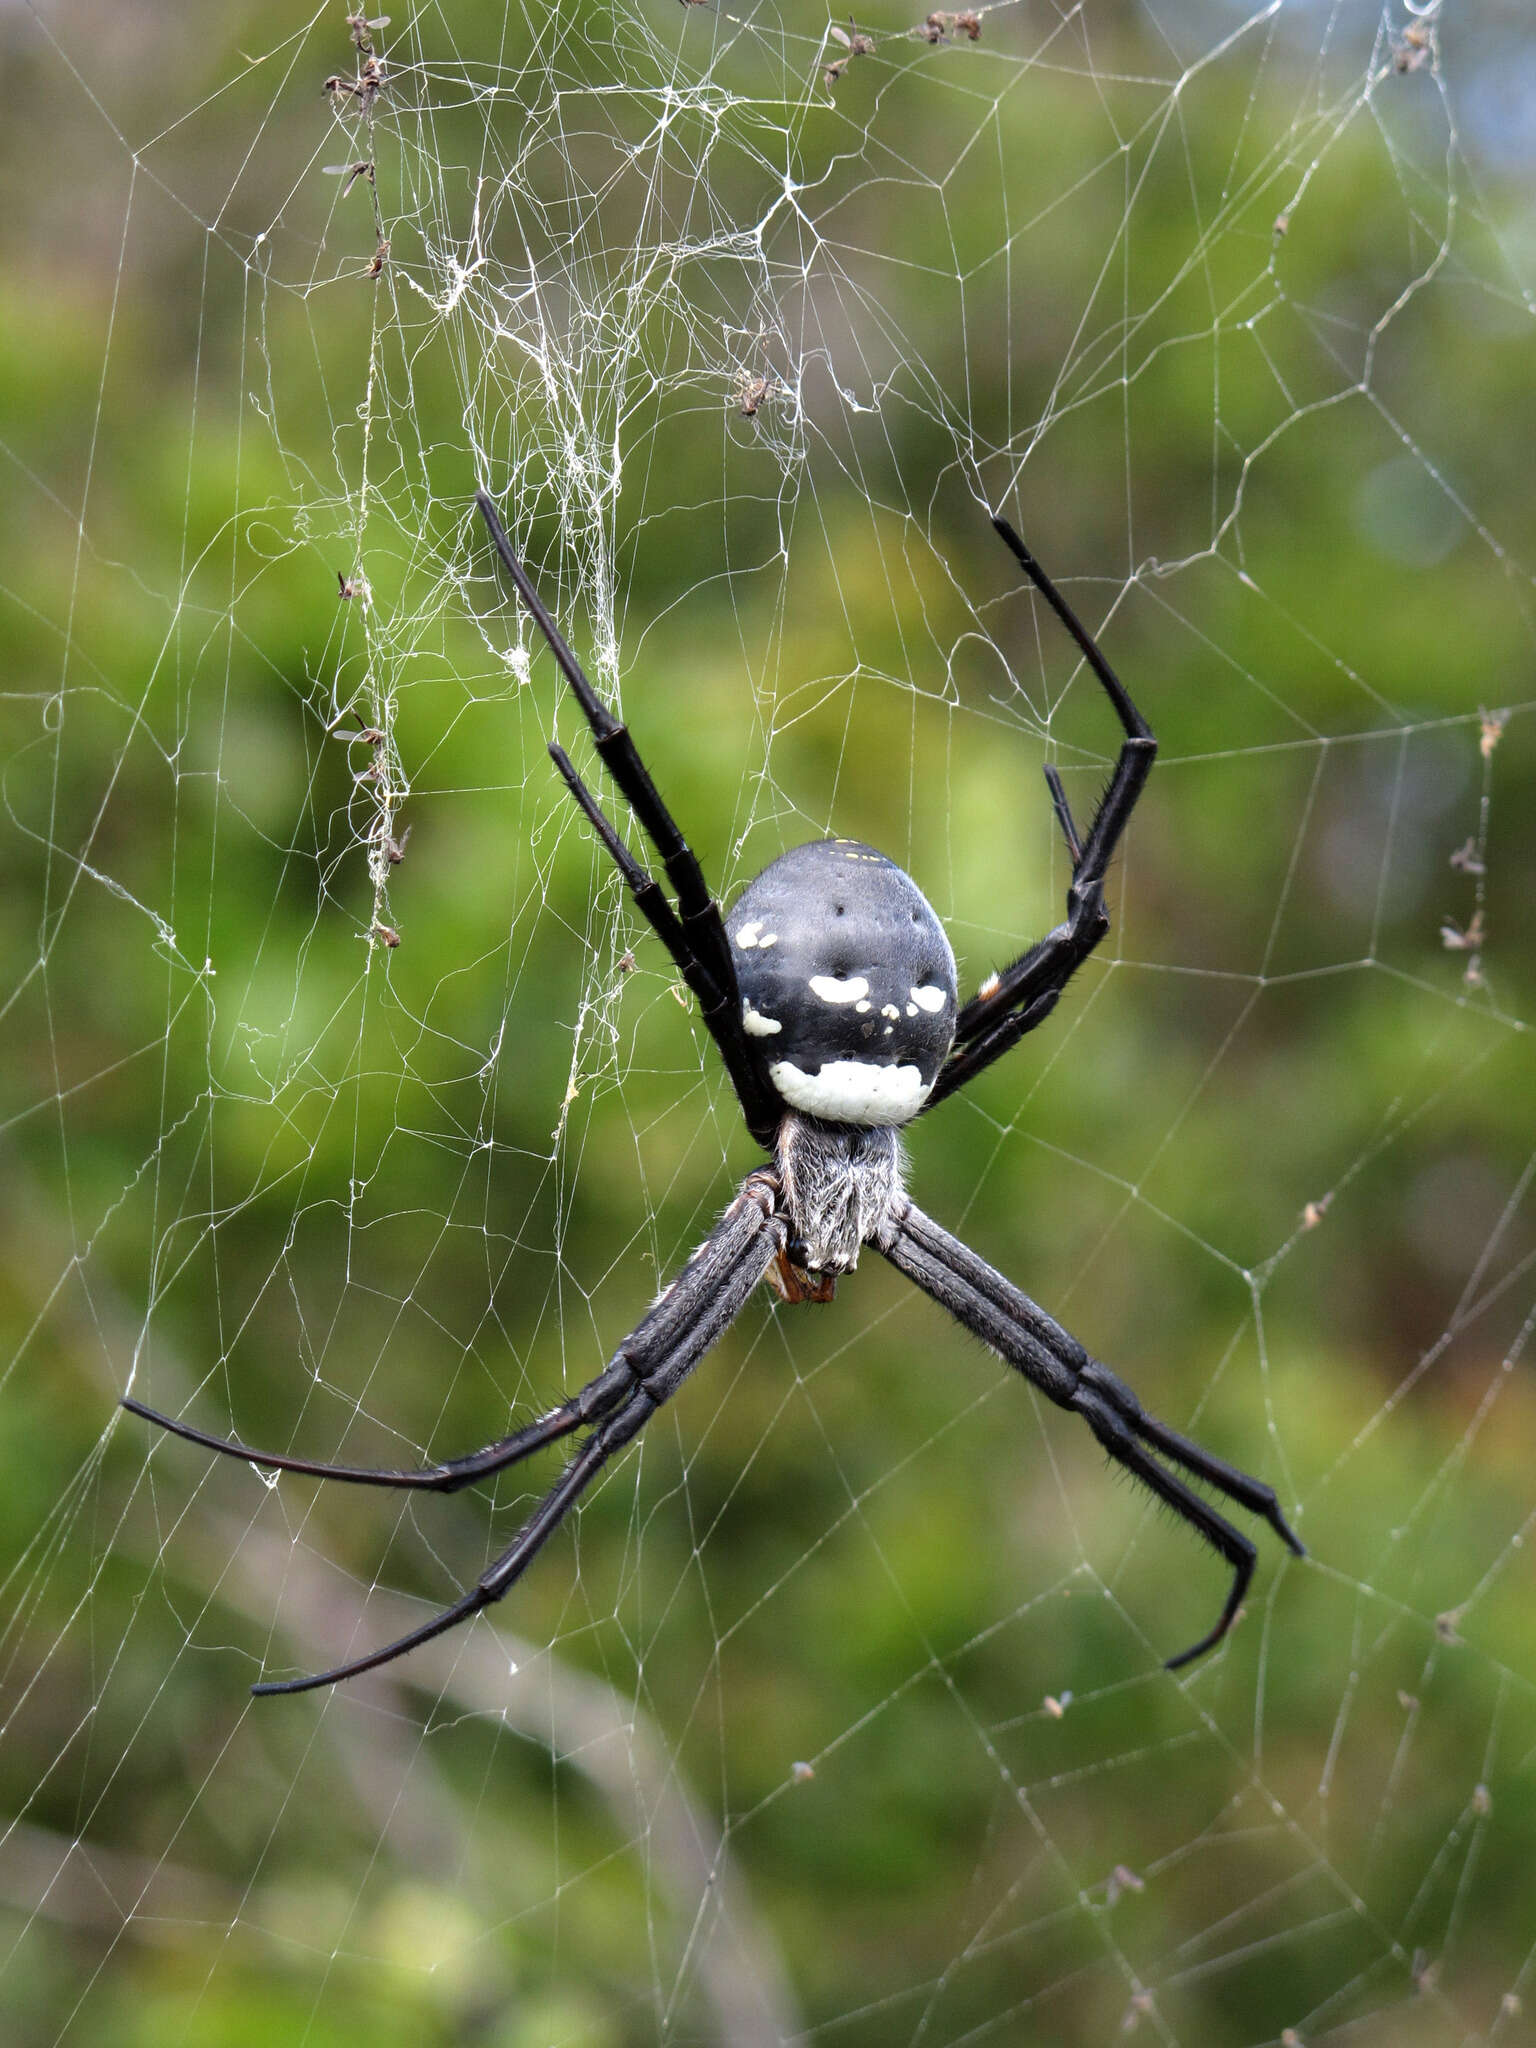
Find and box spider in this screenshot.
[124,490,1303,1696]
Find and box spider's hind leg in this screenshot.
[548,743,776,1142]
[923,513,1158,1112]
[476,489,779,1148]
[1042,763,1085,865]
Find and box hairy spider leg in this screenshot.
[880,1201,1303,1668]
[1042,765,1084,864]
[475,491,781,1138]
[925,513,1158,1109]
[126,1176,785,1697]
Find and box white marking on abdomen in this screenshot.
[735,920,765,948]
[809,973,870,1005]
[909,984,948,1013]
[769,1057,929,1124]
[742,1002,782,1036]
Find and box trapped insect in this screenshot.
[825,16,875,87]
[323,160,375,197]
[735,370,776,417]
[124,491,1303,1695]
[346,11,390,51]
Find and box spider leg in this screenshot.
[1042,764,1084,865]
[879,1200,1302,1669]
[475,495,714,931]
[252,1388,659,1695]
[476,489,776,1144]
[196,1171,788,1696]
[924,514,1157,1112]
[121,1359,631,1495]
[547,742,779,1144]
[1069,1389,1254,1669]
[476,492,741,984]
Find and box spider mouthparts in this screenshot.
[767,1247,837,1305]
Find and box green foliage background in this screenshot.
[3,3,1536,2044]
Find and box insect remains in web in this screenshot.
[1391,5,1436,73]
[346,11,390,52]
[325,52,387,113]
[916,9,981,44]
[735,369,777,418]
[371,822,411,867]
[324,160,375,198]
[122,491,1303,1696]
[824,18,875,91]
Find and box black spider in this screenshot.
[125,491,1303,1696]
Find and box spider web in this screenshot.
[4,0,1536,2041]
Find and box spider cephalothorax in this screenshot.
[123,491,1303,1697]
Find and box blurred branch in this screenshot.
[0,1817,239,1942]
[218,1522,802,2048]
[6,1158,799,2044]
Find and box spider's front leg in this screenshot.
[925,515,1157,1109]
[124,1172,789,1695]
[880,1201,1303,1669]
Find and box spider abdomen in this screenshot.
[727,839,958,1126]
